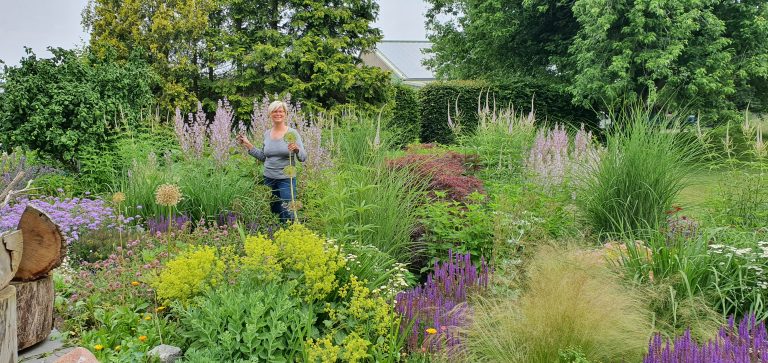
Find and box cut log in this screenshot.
[1,230,23,288]
[10,275,54,350]
[13,206,65,281]
[0,285,18,363]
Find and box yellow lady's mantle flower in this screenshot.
[425,328,437,335]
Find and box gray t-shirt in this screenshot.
[247,127,308,179]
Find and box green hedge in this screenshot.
[388,83,421,147]
[418,79,595,144]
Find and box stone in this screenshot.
[53,347,99,363]
[147,344,182,363]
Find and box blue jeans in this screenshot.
[264,177,298,223]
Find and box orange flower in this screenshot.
[131,281,140,286]
[138,335,147,342]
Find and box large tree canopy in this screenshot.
[84,0,390,113]
[425,0,768,115]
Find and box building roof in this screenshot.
[373,40,434,81]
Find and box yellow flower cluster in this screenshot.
[242,234,282,280]
[307,337,340,363]
[152,246,224,303]
[345,277,395,337]
[277,224,346,301]
[341,333,372,363]
[243,224,345,301]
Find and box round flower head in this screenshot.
[112,192,126,204]
[283,165,297,178]
[284,131,297,144]
[155,184,182,207]
[287,201,303,212]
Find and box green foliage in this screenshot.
[177,279,312,363]
[418,192,494,270]
[570,0,736,110]
[418,80,488,144]
[708,170,768,229]
[465,247,652,362]
[418,80,592,144]
[0,48,156,169]
[425,0,768,121]
[389,84,421,147]
[577,108,697,236]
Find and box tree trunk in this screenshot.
[0,285,18,363]
[13,206,65,282]
[11,275,54,350]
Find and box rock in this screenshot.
[148,344,182,363]
[54,347,99,363]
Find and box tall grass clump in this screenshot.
[577,107,698,236]
[305,114,427,260]
[465,246,652,362]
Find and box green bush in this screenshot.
[389,83,421,147]
[0,48,157,169]
[418,79,594,144]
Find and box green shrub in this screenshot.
[389,83,421,147]
[417,191,494,271]
[418,80,487,144]
[465,246,652,362]
[577,108,697,236]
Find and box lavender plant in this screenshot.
[644,314,768,363]
[395,250,490,355]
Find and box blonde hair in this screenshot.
[267,101,288,121]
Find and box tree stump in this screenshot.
[14,206,64,281]
[10,275,54,350]
[0,285,18,363]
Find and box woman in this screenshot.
[237,101,307,223]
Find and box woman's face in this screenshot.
[271,107,286,125]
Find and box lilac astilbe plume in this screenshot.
[526,124,600,192]
[644,314,768,363]
[188,102,208,158]
[209,99,235,166]
[174,107,193,155]
[395,250,490,354]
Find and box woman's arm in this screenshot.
[237,134,266,161]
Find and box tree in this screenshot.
[569,0,736,109]
[425,0,768,117]
[83,0,218,109]
[0,48,157,168]
[83,0,390,115]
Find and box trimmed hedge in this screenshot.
[389,83,421,147]
[418,79,596,144]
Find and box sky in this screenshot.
[0,0,430,67]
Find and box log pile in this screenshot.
[0,205,65,359]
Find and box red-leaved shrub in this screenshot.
[389,146,484,202]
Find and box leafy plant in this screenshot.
[177,279,312,363]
